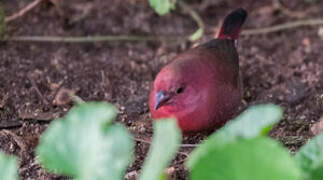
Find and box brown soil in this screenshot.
[1,0,323,179]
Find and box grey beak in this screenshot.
[154,91,165,110]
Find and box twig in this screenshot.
[28,75,49,105]
[273,0,306,19]
[5,0,44,23]
[0,93,9,108]
[100,70,111,101]
[133,137,152,144]
[2,35,175,42]
[242,19,323,35]
[133,137,191,164]
[50,80,64,103]
[178,1,205,41]
[133,137,199,148]
[1,18,323,42]
[19,110,58,121]
[179,143,199,148]
[0,121,22,129]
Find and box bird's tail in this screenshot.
[217,8,247,40]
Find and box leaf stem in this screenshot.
[178,1,205,41]
[1,19,323,42]
[5,0,44,23]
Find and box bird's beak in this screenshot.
[154,91,170,110]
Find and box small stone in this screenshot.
[53,88,75,106]
[285,80,309,105]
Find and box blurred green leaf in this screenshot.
[0,151,19,180]
[139,118,181,180]
[189,28,203,41]
[190,137,302,180]
[187,104,283,169]
[37,102,134,180]
[295,133,323,180]
[158,173,167,180]
[149,0,177,15]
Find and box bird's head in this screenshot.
[149,60,204,114]
[152,70,186,110]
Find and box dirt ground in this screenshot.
[0,0,323,179]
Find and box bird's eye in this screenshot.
[176,87,184,94]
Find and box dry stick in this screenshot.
[273,0,306,19]
[242,19,323,35]
[2,0,323,42]
[0,93,9,108]
[133,137,199,148]
[27,75,49,105]
[178,143,199,148]
[0,121,22,129]
[100,70,110,101]
[2,18,323,43]
[134,137,194,160]
[133,137,151,144]
[5,0,44,23]
[178,1,205,41]
[4,35,165,42]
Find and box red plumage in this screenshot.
[149,8,247,132]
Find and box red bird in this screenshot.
[149,8,247,132]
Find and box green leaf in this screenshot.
[139,118,181,180]
[190,137,302,180]
[295,133,323,180]
[189,28,203,41]
[0,4,5,39]
[187,104,283,169]
[37,102,134,180]
[0,151,19,180]
[319,27,323,40]
[149,0,177,15]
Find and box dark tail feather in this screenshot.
[217,8,247,40]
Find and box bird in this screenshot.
[149,8,247,132]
